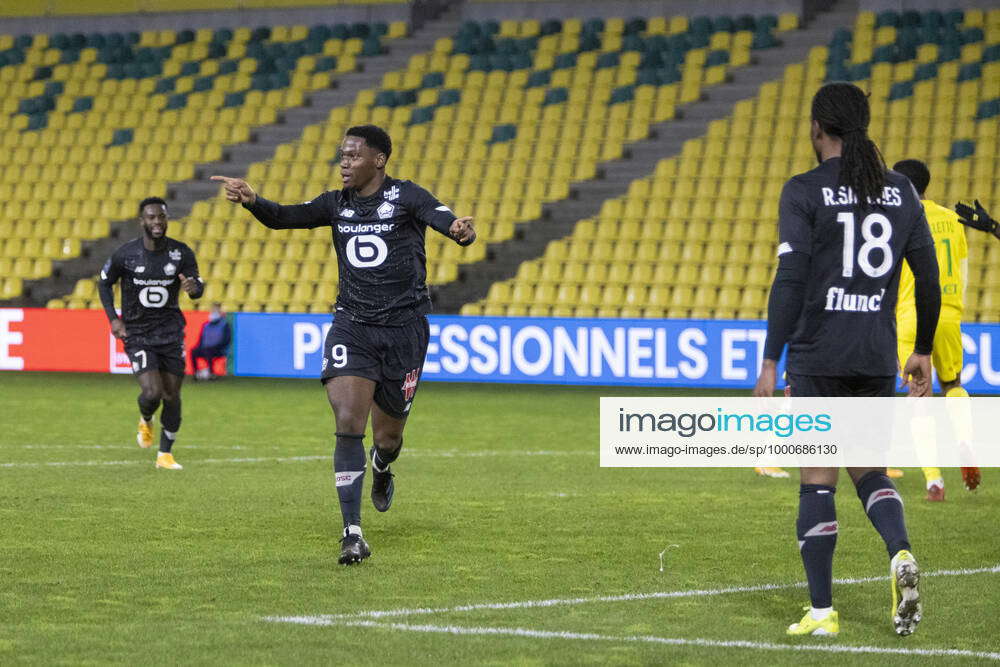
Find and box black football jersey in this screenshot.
[778,157,934,376]
[98,237,202,345]
[244,176,459,325]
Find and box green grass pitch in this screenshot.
[1,372,998,665]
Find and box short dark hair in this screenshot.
[138,196,167,215]
[346,124,392,160]
[892,159,930,196]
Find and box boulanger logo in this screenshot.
[138,286,169,308]
[617,408,832,438]
[346,234,388,268]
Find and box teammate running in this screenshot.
[754,83,940,637]
[211,124,476,565]
[98,197,204,470]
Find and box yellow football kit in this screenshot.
[897,199,968,384]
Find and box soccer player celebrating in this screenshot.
[211,124,476,565]
[892,159,981,499]
[98,197,205,470]
[753,83,941,637]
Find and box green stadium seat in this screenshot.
[165,92,187,109]
[421,71,444,88]
[937,42,961,62]
[948,140,975,161]
[526,70,550,87]
[488,124,516,144]
[913,62,937,81]
[437,89,460,105]
[957,63,981,82]
[876,11,900,28]
[542,88,569,105]
[889,81,913,100]
[706,49,730,66]
[609,86,634,104]
[409,106,434,125]
[108,128,133,145]
[374,90,397,107]
[976,99,1000,120]
[873,44,897,63]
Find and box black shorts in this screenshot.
[320,315,430,419]
[124,338,186,377]
[787,373,896,397]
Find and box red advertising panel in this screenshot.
[0,308,209,374]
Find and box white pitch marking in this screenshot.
[0,450,589,469]
[659,545,679,573]
[5,444,253,451]
[271,564,1000,622]
[284,619,1000,661]
[0,455,329,468]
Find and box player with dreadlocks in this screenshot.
[754,82,941,637]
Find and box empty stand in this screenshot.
[0,20,406,308]
[463,8,1000,322]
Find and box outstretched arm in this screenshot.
[446,217,476,246]
[955,200,1000,240]
[211,175,330,230]
[409,184,476,246]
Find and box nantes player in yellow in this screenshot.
[893,159,980,499]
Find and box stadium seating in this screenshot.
[7,9,999,321]
[40,13,783,314]
[1,0,406,18]
[0,21,407,305]
[462,8,1000,321]
[127,14,783,314]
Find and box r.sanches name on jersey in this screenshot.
[821,186,903,207]
[824,287,886,312]
[337,222,396,234]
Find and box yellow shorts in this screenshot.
[897,311,963,384]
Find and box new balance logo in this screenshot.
[803,521,839,538]
[825,287,885,312]
[383,185,399,201]
[865,488,902,512]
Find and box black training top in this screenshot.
[764,157,937,377]
[244,176,461,326]
[97,237,204,345]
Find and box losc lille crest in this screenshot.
[402,368,419,401]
